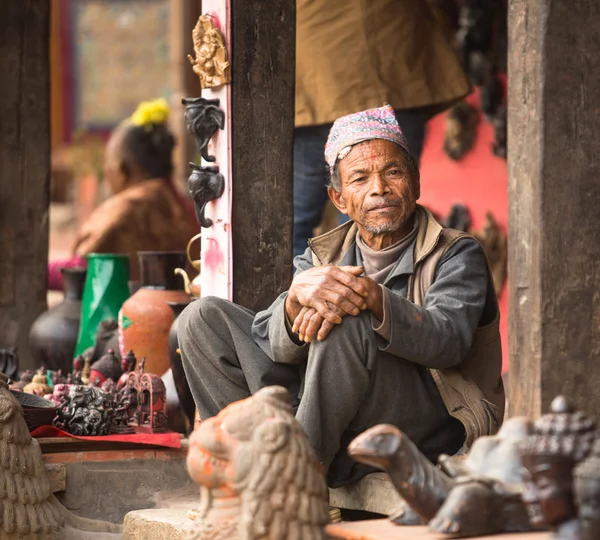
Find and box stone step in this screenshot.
[123,508,195,540]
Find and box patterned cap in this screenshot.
[324,104,411,168]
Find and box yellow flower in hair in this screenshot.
[130,98,170,127]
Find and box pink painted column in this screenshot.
[198,2,233,301]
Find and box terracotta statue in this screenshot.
[520,396,596,540]
[182,97,225,163]
[54,385,115,436]
[0,372,121,539]
[187,14,231,89]
[349,417,534,537]
[575,437,600,540]
[186,386,329,540]
[89,349,122,385]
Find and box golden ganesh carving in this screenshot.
[186,386,329,540]
[188,14,231,89]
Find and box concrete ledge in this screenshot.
[326,521,547,539]
[123,508,195,540]
[329,473,401,515]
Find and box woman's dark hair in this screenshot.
[120,122,176,180]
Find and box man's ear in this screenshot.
[328,186,348,214]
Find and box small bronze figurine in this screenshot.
[117,349,137,390]
[24,369,51,396]
[520,395,596,540]
[187,14,231,89]
[182,97,225,163]
[188,163,225,228]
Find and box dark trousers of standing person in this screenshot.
[293,109,428,258]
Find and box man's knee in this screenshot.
[311,310,376,366]
[178,296,230,344]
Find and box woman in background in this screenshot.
[49,99,197,289]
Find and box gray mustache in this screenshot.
[363,198,401,211]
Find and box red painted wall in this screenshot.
[419,90,508,372]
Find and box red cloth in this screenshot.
[31,425,181,448]
[47,256,87,291]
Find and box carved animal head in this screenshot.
[347,424,405,470]
[187,386,329,539]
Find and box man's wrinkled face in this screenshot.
[329,139,419,235]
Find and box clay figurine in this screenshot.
[10,369,34,391]
[349,417,534,537]
[187,14,231,89]
[117,349,137,390]
[24,369,51,396]
[575,437,600,540]
[45,383,72,407]
[89,349,122,385]
[186,386,329,539]
[182,97,225,162]
[520,395,596,540]
[188,163,225,228]
[54,385,115,436]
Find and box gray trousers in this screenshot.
[178,296,464,487]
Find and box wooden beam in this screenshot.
[0,0,50,371]
[230,0,295,312]
[508,0,600,417]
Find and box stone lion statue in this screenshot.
[186,386,329,540]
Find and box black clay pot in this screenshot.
[29,267,87,373]
[168,300,195,426]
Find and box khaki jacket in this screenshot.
[307,207,505,447]
[296,0,471,127]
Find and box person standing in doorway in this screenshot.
[294,0,470,257]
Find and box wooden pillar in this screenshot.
[0,1,51,370]
[230,0,295,311]
[507,0,600,417]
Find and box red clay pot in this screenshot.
[118,252,190,376]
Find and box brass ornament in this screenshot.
[187,15,231,89]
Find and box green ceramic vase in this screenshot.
[75,253,131,356]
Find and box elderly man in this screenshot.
[178,105,504,487]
